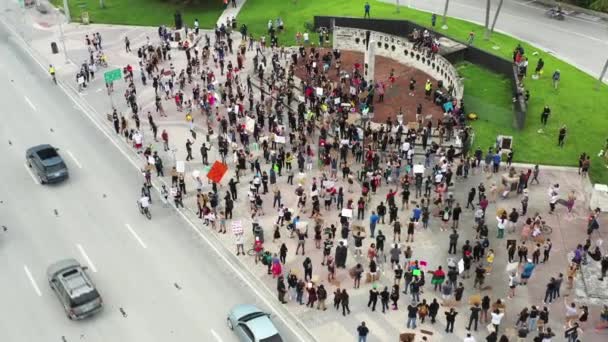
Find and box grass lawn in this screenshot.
[50,0,224,28]
[238,0,608,184]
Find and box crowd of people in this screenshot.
[83,10,608,341]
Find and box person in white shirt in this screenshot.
[490,309,504,333]
[139,195,150,209]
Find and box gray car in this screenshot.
[26,144,69,184]
[227,304,283,342]
[47,258,102,320]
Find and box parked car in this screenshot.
[227,304,283,342]
[47,258,102,320]
[26,144,68,184]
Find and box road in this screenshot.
[0,27,301,342]
[383,0,608,79]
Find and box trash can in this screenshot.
[51,42,59,54]
[252,223,264,243]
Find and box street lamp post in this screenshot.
[597,58,608,90]
[62,0,70,23]
[441,0,450,29]
[57,9,69,64]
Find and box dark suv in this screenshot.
[26,144,68,184]
[47,259,103,320]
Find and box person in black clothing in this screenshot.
[429,298,440,323]
[277,276,287,303]
[341,289,351,316]
[367,285,379,311]
[444,308,458,333]
[467,303,481,331]
[541,106,550,126]
[377,202,387,224]
[448,230,459,254]
[452,203,462,228]
[228,178,239,200]
[185,139,193,161]
[373,228,385,252]
[543,278,556,304]
[356,321,369,339]
[481,295,491,324]
[380,286,390,313]
[600,255,608,281]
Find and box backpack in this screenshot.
[419,305,428,315]
[262,252,271,265]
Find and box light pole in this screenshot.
[56,9,69,64]
[441,0,450,29]
[597,58,608,90]
[490,0,504,34]
[62,0,70,23]
[484,0,491,40]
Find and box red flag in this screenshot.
[206,161,228,183]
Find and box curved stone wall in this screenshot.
[333,26,464,100]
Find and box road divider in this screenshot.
[66,150,82,169]
[24,95,36,111]
[210,329,224,342]
[23,265,42,297]
[125,224,147,249]
[76,244,98,273]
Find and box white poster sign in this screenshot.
[176,161,185,173]
[231,220,243,234]
[341,208,353,218]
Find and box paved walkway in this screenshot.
[217,0,248,27]
[5,5,608,341]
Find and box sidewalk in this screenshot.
[9,6,608,342]
[217,0,248,27]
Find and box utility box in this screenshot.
[51,42,59,54]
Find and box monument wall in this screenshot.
[333,26,464,100]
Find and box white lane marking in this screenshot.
[210,329,224,342]
[66,150,83,169]
[23,265,42,297]
[24,95,36,111]
[125,224,147,249]
[2,20,313,342]
[24,163,40,184]
[77,244,98,272]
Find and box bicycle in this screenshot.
[137,201,152,220]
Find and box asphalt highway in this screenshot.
[0,28,301,342]
[383,0,608,78]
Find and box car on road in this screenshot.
[26,144,68,184]
[227,304,283,342]
[47,258,102,320]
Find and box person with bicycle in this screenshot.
[138,194,151,218]
[49,64,56,84]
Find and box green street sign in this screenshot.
[104,68,122,84]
